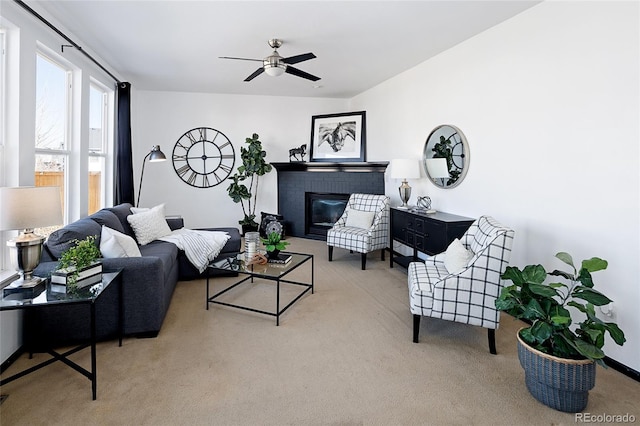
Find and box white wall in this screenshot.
[351,1,639,370]
[131,91,348,227]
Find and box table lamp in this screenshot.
[425,158,450,184]
[0,186,63,287]
[389,159,421,209]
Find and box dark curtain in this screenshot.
[114,82,135,205]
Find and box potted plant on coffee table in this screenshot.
[53,235,102,292]
[261,231,289,261]
[226,133,273,234]
[495,252,625,413]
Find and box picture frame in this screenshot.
[309,111,366,162]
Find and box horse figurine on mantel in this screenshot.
[289,144,307,162]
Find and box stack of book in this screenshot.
[267,254,292,264]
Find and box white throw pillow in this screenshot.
[127,203,172,245]
[130,206,150,214]
[345,209,376,229]
[444,238,473,274]
[100,226,142,258]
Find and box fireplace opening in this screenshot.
[305,192,350,239]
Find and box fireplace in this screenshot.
[305,193,350,238]
[272,162,388,240]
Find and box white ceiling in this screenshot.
[30,1,540,98]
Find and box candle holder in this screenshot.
[244,232,260,262]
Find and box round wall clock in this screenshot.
[172,127,236,188]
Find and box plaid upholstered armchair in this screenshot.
[407,215,514,354]
[327,193,390,270]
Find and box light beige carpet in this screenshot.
[1,237,638,425]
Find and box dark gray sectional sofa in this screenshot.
[31,203,240,348]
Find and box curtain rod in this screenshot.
[14,0,121,84]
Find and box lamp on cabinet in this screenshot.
[389,159,421,209]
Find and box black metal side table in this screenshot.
[0,269,123,400]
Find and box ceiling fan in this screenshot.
[220,39,320,82]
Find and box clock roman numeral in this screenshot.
[175,141,189,151]
[212,170,223,183]
[187,171,197,185]
[186,132,198,145]
[202,174,210,187]
[198,128,207,141]
[176,164,191,176]
[219,163,232,174]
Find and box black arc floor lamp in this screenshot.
[137,145,167,207]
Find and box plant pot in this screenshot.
[241,223,259,236]
[266,249,280,260]
[517,329,596,413]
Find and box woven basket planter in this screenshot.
[517,330,596,413]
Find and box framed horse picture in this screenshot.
[309,111,366,162]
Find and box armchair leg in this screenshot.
[488,329,497,355]
[413,315,420,343]
[328,246,333,261]
[361,253,366,270]
[381,249,385,261]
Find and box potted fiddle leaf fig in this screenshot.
[227,133,273,234]
[495,252,625,412]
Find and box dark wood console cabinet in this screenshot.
[389,208,474,268]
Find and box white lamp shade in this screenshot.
[389,159,421,180]
[426,158,450,179]
[0,186,63,231]
[264,64,286,77]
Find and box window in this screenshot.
[35,52,70,224]
[0,30,5,157]
[0,30,6,270]
[89,82,108,214]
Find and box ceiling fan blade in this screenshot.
[285,66,321,82]
[244,67,265,82]
[283,53,316,65]
[219,56,263,62]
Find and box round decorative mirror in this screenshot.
[423,124,469,189]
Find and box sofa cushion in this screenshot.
[139,240,178,278]
[100,226,142,258]
[91,209,125,234]
[259,211,285,239]
[46,217,102,259]
[107,203,136,237]
[127,204,172,245]
[345,209,375,229]
[444,238,473,274]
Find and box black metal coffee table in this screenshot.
[206,251,313,325]
[0,270,123,400]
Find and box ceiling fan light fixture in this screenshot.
[264,55,286,77]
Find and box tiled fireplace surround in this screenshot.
[272,162,389,240]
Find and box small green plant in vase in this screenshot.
[261,231,289,259]
[56,235,102,291]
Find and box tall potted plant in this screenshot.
[495,252,625,412]
[226,133,273,234]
